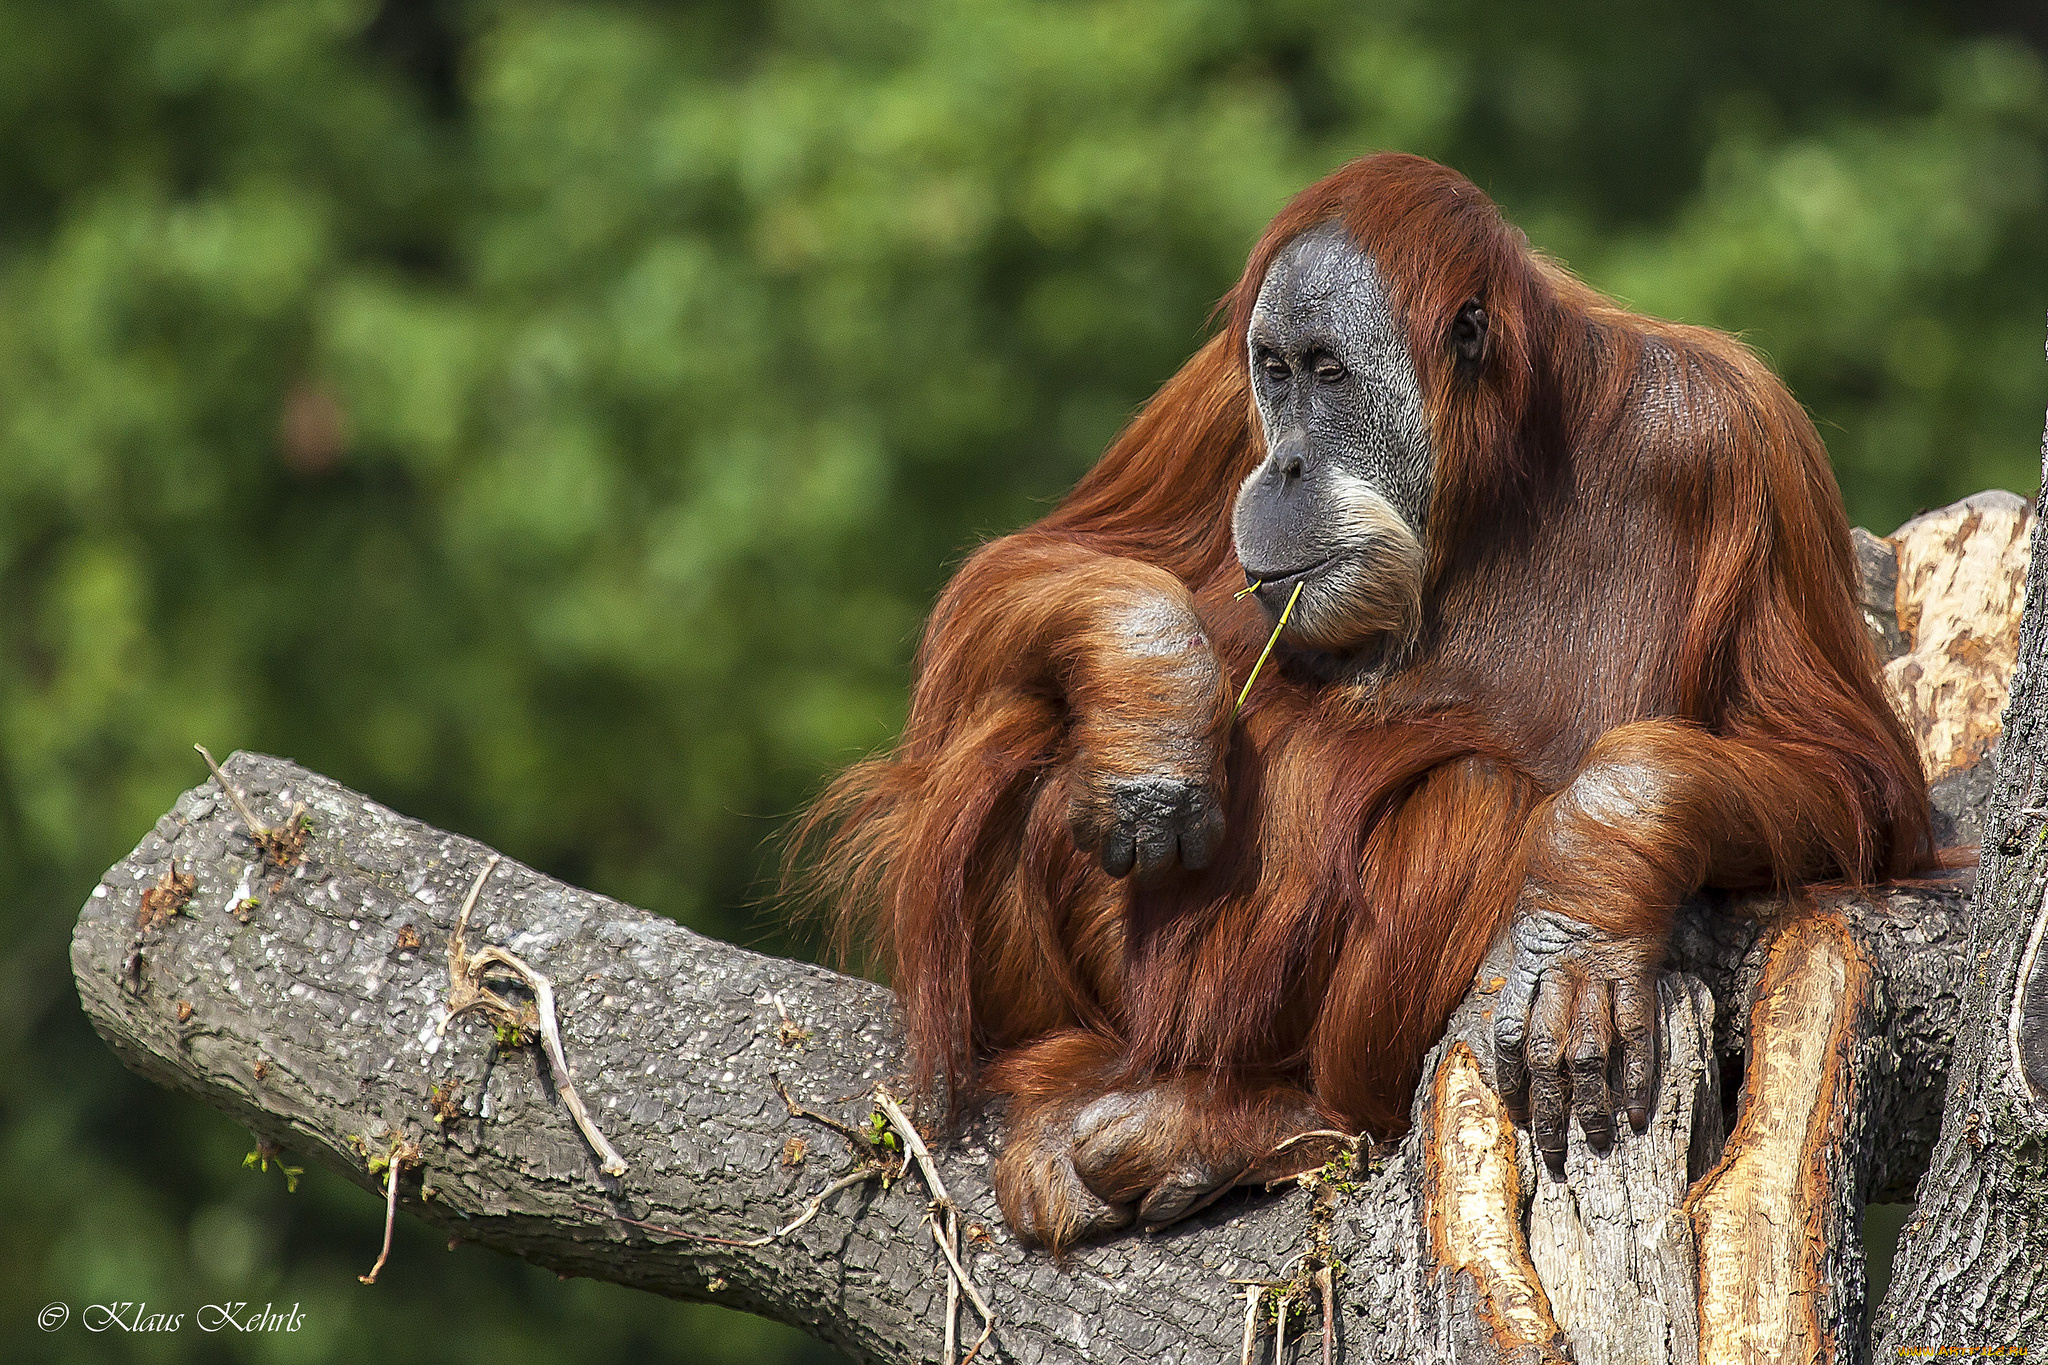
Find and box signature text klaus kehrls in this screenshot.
[59,1301,306,1333]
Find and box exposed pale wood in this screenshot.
[1688,913,1875,1364]
[1884,490,2032,783]
[1425,1043,1564,1358]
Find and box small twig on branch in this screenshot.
[1316,1264,1335,1365]
[770,992,812,1048]
[437,854,503,1031]
[472,944,625,1175]
[927,1216,968,1364]
[360,1159,402,1285]
[439,855,627,1177]
[1233,1271,1321,1365]
[942,1201,961,1365]
[356,1136,421,1285]
[873,1089,996,1365]
[1261,1129,1361,1170]
[194,744,307,867]
[772,1074,869,1149]
[194,744,268,842]
[920,1209,995,1348]
[1266,1129,1361,1159]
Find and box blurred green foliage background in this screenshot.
[2,1,2043,1360]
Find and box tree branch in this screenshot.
[71,751,1975,1364]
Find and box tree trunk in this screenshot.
[69,484,2043,1363]
[1875,370,2048,1353]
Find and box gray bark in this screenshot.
[72,751,1979,1364]
[1875,363,2048,1353]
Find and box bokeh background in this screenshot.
[3,1,2044,1361]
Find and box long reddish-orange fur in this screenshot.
[797,154,1933,1165]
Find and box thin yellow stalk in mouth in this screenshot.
[1235,579,1304,715]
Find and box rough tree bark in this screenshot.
[69,489,2043,1365]
[1875,380,2048,1352]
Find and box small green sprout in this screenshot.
[862,1111,901,1152]
[244,1141,304,1193]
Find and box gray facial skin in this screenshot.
[1231,222,1434,653]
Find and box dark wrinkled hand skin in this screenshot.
[1069,774,1225,881]
[1490,906,1663,1176]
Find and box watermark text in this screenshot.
[38,1302,305,1334]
